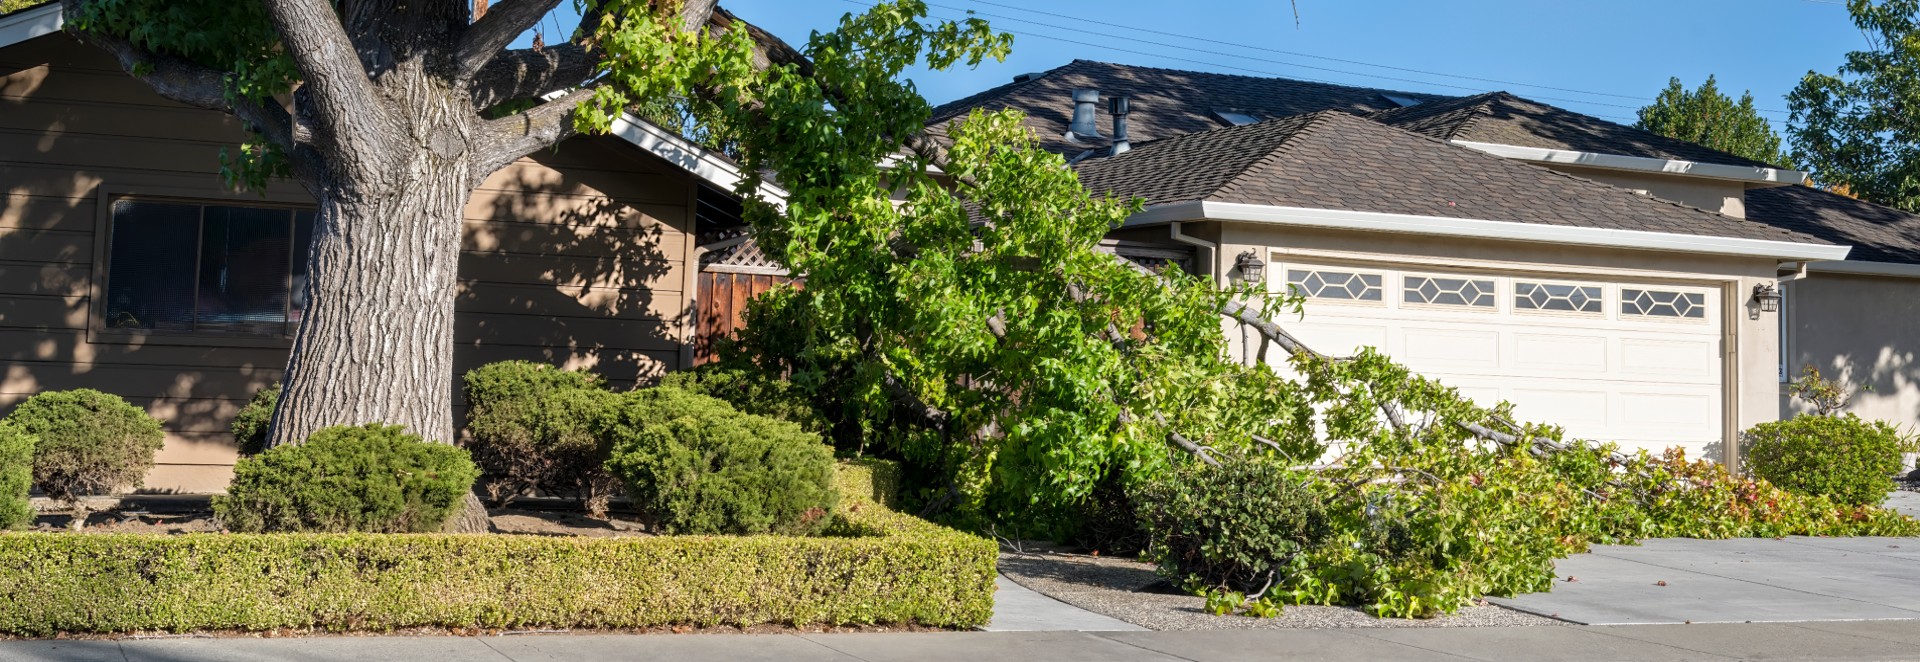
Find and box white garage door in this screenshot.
[1265,260,1723,455]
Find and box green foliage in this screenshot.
[461,361,622,515]
[213,424,480,533]
[1788,0,1920,210]
[0,461,996,635]
[658,364,828,433]
[230,383,279,457]
[1786,364,1861,415]
[1745,414,1903,506]
[1137,455,1329,596]
[603,387,839,535]
[0,0,45,14]
[1636,75,1791,167]
[4,389,164,506]
[0,421,33,530]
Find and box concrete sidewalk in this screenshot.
[5,622,1920,661]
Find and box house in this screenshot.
[925,60,1920,465]
[0,3,770,492]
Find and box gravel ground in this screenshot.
[998,551,1560,631]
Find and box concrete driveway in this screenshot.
[1492,535,1920,625]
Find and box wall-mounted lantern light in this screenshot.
[1752,282,1783,313]
[1235,250,1266,286]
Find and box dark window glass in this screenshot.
[291,210,315,330]
[103,201,199,331]
[104,199,310,337]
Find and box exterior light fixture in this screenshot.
[1752,282,1782,313]
[1235,250,1266,286]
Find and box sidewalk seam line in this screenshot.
[1086,632,1205,662]
[1345,629,1500,661]
[474,634,521,662]
[1572,626,1745,660]
[792,632,875,662]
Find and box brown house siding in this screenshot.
[0,35,696,493]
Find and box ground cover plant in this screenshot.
[0,460,995,635]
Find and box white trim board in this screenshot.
[608,114,788,208]
[0,2,62,48]
[1124,200,1852,262]
[1450,140,1808,186]
[1807,259,1920,279]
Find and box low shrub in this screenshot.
[213,424,480,533]
[658,365,828,432]
[230,383,279,456]
[4,389,164,506]
[0,421,33,529]
[604,386,838,535]
[1136,455,1329,595]
[461,361,621,515]
[0,461,997,635]
[1745,414,1903,506]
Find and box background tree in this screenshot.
[62,0,999,529]
[1788,0,1920,211]
[1636,75,1791,167]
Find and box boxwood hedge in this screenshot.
[0,460,994,635]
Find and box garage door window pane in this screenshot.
[1404,276,1495,307]
[1516,282,1602,313]
[1287,269,1381,301]
[1621,289,1706,318]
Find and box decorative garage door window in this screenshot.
[1287,269,1382,301]
[1621,288,1707,319]
[1403,275,1495,308]
[1515,282,1603,313]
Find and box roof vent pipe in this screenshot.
[1065,88,1102,143]
[1109,95,1131,155]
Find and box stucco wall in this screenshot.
[1545,165,1750,218]
[0,35,696,493]
[1782,272,1920,430]
[1207,222,1782,465]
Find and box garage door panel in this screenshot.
[1269,260,1724,454]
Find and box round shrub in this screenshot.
[0,421,34,529]
[230,383,280,456]
[658,365,827,433]
[4,389,165,505]
[1136,456,1330,593]
[1745,414,1903,506]
[604,386,838,535]
[214,423,481,533]
[462,361,621,515]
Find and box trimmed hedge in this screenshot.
[0,460,996,635]
[1745,414,1904,506]
[0,421,32,530]
[214,424,482,533]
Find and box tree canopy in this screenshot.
[1636,75,1790,167]
[1789,0,1920,210]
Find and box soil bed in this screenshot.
[998,549,1559,630]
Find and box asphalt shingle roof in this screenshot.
[926,60,1445,155]
[1367,92,1785,170]
[1746,185,1920,264]
[1074,110,1832,246]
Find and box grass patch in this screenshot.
[0,459,995,636]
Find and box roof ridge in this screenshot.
[926,60,1083,125]
[1058,58,1444,101]
[1213,111,1344,200]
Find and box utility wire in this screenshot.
[952,0,1796,117]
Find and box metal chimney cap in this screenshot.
[1071,88,1100,103]
[1109,95,1130,115]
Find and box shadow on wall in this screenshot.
[1784,275,1920,435]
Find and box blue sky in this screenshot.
[522,0,1867,129]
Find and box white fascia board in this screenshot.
[609,113,787,209]
[0,2,63,49]
[1806,259,1920,279]
[1450,140,1809,186]
[1122,200,1853,262]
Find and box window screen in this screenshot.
[104,199,314,337]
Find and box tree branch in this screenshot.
[454,0,566,81]
[471,86,598,174]
[468,43,600,108]
[259,0,388,149]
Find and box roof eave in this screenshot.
[1123,200,1852,262]
[609,113,788,208]
[1806,259,1920,278]
[0,2,62,49]
[1449,140,1808,187]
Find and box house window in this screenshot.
[103,199,315,336]
[1515,282,1603,313]
[1620,288,1705,319]
[1287,269,1382,301]
[1403,275,1495,308]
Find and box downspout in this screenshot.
[1169,221,1218,286]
